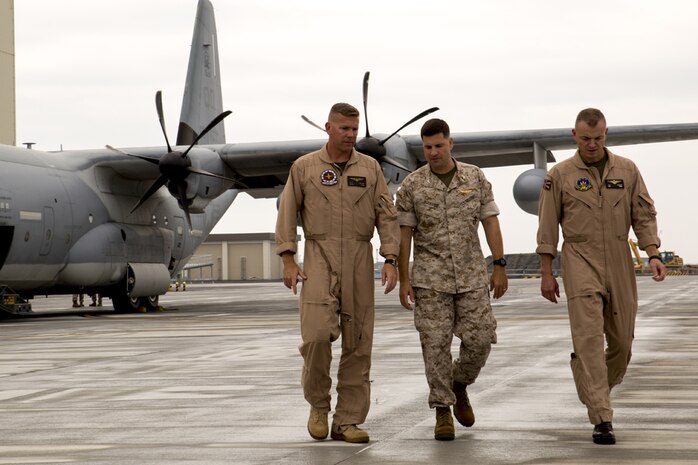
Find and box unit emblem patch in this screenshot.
[575,177,592,191]
[320,169,338,186]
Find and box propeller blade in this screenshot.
[155,91,173,153]
[379,107,440,145]
[181,110,232,157]
[301,115,326,132]
[362,71,370,137]
[129,176,168,214]
[176,182,193,230]
[106,144,159,165]
[380,156,413,173]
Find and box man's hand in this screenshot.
[281,253,307,295]
[650,258,667,282]
[382,264,398,294]
[399,282,415,310]
[490,266,508,299]
[541,274,560,303]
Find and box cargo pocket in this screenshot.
[570,353,591,406]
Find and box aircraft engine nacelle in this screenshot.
[512,168,547,215]
[182,148,236,212]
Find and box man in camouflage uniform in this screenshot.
[276,103,400,443]
[537,108,667,445]
[396,118,507,441]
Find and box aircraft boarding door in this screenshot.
[0,226,12,271]
[39,206,55,256]
[170,216,187,272]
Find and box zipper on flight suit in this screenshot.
[331,162,354,334]
[591,165,609,286]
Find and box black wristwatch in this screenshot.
[384,258,397,267]
[492,258,507,267]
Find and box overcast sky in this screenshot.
[13,0,698,263]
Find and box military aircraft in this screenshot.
[3,0,698,316]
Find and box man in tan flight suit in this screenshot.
[276,103,400,443]
[537,108,667,445]
[396,118,507,441]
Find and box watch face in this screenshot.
[494,258,506,266]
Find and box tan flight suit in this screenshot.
[536,149,660,425]
[276,145,399,428]
[395,161,499,408]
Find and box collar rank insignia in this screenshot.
[575,177,592,191]
[605,179,624,189]
[320,169,338,186]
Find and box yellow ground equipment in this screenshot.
[628,239,688,275]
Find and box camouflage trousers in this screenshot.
[413,287,497,408]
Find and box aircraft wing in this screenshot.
[213,139,325,197]
[402,122,698,168]
[213,122,698,199]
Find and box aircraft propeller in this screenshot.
[301,72,439,173]
[107,91,236,229]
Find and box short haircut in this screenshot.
[421,118,450,138]
[329,102,360,120]
[575,108,606,127]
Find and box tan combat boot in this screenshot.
[307,407,328,440]
[453,381,475,427]
[434,407,455,440]
[331,424,369,443]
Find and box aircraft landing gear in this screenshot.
[111,292,160,313]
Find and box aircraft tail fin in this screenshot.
[177,0,226,146]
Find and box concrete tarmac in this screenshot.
[1,276,697,464]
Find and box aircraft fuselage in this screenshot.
[0,144,235,300]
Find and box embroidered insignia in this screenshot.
[543,178,552,190]
[575,177,592,191]
[347,176,367,187]
[605,179,624,189]
[320,169,338,186]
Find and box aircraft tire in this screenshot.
[142,295,160,311]
[111,293,141,313]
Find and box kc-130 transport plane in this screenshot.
[2,0,698,315]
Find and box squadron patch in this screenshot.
[605,179,625,189]
[347,176,367,187]
[543,178,552,190]
[320,169,338,186]
[575,177,592,191]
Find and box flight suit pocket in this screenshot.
[303,181,332,236]
[340,312,355,351]
[300,301,341,343]
[636,192,657,217]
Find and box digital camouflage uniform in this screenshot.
[276,145,399,428]
[536,149,660,425]
[395,161,498,408]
